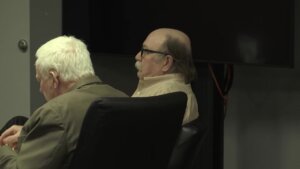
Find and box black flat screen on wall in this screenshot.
[64,0,294,67]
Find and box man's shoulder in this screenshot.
[54,84,127,105]
[76,83,128,98]
[30,84,127,125]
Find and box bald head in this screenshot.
[145,28,192,53]
[135,28,197,83]
[148,28,196,83]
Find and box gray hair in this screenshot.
[163,35,197,83]
[35,36,95,81]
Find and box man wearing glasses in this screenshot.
[133,28,199,124]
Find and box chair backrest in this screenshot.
[167,119,208,169]
[69,92,187,169]
[0,116,28,134]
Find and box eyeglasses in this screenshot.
[140,48,170,58]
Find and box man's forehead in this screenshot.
[144,34,166,48]
[35,66,43,77]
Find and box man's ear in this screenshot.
[49,71,59,89]
[162,55,174,72]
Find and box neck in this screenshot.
[58,80,76,95]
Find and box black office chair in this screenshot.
[0,116,28,134]
[167,118,208,169]
[69,92,187,169]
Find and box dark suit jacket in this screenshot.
[0,75,128,169]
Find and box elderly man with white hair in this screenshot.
[0,36,127,169]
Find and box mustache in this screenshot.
[135,61,141,70]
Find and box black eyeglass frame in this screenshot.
[140,48,170,57]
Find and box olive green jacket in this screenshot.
[0,76,127,169]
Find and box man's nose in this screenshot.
[135,51,142,61]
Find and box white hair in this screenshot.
[35,36,95,81]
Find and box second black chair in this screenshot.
[69,92,187,169]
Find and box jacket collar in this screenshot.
[71,75,103,90]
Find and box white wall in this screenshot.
[0,0,30,127]
[0,0,61,127]
[224,1,300,169]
